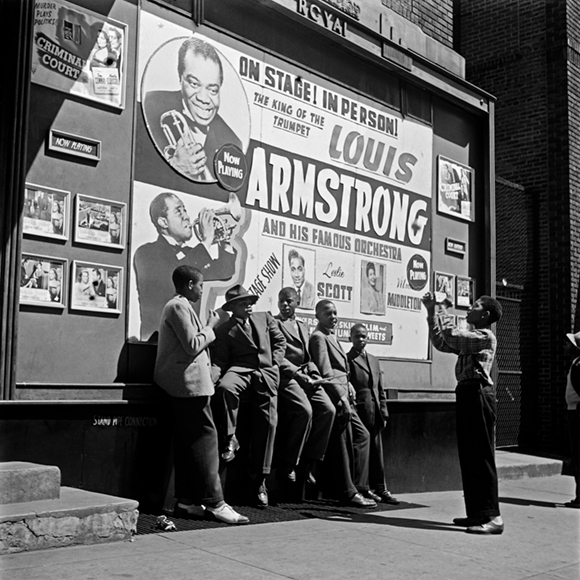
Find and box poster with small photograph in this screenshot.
[75,194,126,248]
[360,260,386,315]
[433,271,455,306]
[23,184,70,240]
[456,276,475,308]
[283,244,316,310]
[20,253,67,308]
[70,260,123,313]
[437,156,474,221]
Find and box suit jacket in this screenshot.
[212,311,286,395]
[154,294,215,398]
[347,347,388,430]
[309,324,349,404]
[296,279,316,310]
[143,90,242,180]
[189,242,237,281]
[274,314,319,381]
[133,235,188,341]
[134,236,238,341]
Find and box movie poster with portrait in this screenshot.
[20,253,67,308]
[130,10,434,360]
[23,183,70,240]
[437,156,474,221]
[31,0,127,108]
[71,261,123,313]
[74,194,126,249]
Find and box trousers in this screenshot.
[455,379,500,519]
[215,368,278,475]
[170,396,223,505]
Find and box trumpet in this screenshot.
[193,192,242,245]
[160,110,212,181]
[160,110,192,158]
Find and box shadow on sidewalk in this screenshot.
[499,496,567,508]
[316,511,463,532]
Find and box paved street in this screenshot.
[1,474,578,580]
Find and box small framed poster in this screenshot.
[456,275,475,309]
[30,0,128,109]
[434,271,455,306]
[20,253,67,308]
[437,156,474,221]
[23,183,70,240]
[74,194,126,249]
[70,261,123,313]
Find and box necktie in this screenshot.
[297,287,302,305]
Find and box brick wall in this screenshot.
[381,0,454,47]
[456,0,574,453]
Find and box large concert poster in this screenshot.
[129,8,433,360]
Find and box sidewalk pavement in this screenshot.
[1,474,578,580]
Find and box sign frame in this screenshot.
[48,129,102,161]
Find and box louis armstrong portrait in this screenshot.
[133,191,241,341]
[143,37,242,182]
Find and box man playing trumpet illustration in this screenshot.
[133,191,240,341]
[143,37,242,182]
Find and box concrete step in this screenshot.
[496,450,564,480]
[0,462,60,504]
[0,487,138,554]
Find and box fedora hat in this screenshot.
[222,284,258,311]
[567,331,580,349]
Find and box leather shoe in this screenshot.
[256,483,269,508]
[465,520,504,535]
[375,490,400,505]
[362,490,382,503]
[342,492,377,508]
[205,503,249,525]
[173,503,205,519]
[221,435,240,462]
[453,516,483,527]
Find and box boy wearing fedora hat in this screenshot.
[564,331,580,508]
[212,284,287,507]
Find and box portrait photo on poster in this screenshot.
[437,156,474,222]
[70,260,123,314]
[283,244,316,310]
[140,34,251,184]
[456,275,475,309]
[130,183,244,342]
[23,183,70,241]
[433,271,455,306]
[20,253,67,308]
[360,259,386,315]
[74,194,126,249]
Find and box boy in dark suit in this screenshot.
[274,287,335,493]
[212,285,286,507]
[309,300,375,507]
[348,324,399,505]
